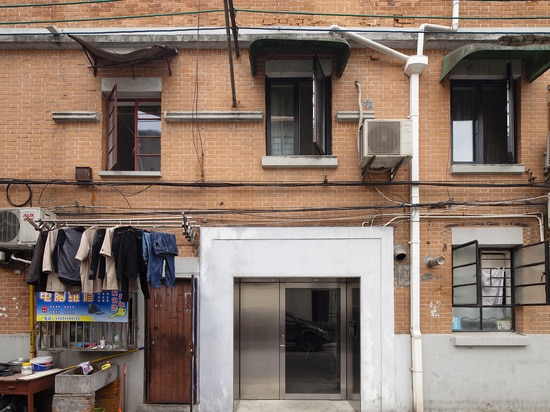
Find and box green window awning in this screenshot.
[248,37,351,77]
[441,43,550,83]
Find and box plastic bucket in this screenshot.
[30,356,53,372]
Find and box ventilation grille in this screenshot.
[0,210,20,243]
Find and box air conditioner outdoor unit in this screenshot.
[0,208,55,250]
[359,119,413,169]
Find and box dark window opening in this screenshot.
[266,57,331,156]
[106,85,161,172]
[451,65,517,164]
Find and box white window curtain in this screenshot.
[481,268,504,305]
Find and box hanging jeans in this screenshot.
[143,230,178,288]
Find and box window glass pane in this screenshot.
[453,285,477,305]
[453,265,476,286]
[138,137,161,155]
[452,120,474,162]
[270,84,294,155]
[482,307,512,331]
[452,307,481,331]
[137,155,160,172]
[138,105,161,138]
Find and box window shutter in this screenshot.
[452,240,479,305]
[313,56,326,155]
[106,84,118,171]
[513,241,549,305]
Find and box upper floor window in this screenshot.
[266,57,331,156]
[450,63,518,165]
[100,77,162,175]
[106,85,161,172]
[452,241,549,332]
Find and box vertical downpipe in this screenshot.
[409,71,423,412]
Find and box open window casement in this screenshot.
[313,56,327,155]
[512,241,549,305]
[453,240,550,307]
[452,240,480,306]
[106,84,118,171]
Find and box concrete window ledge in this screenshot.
[99,171,162,178]
[452,332,529,347]
[52,111,100,123]
[164,111,263,122]
[450,164,525,174]
[261,155,338,168]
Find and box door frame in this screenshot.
[199,226,397,412]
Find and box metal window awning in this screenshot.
[68,34,178,76]
[248,37,351,77]
[440,43,550,83]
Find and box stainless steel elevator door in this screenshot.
[239,283,280,399]
[238,281,350,400]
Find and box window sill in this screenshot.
[450,164,525,174]
[261,155,338,169]
[452,332,529,347]
[98,171,161,178]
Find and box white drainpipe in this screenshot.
[330,3,459,410]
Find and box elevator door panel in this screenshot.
[285,287,342,397]
[240,283,280,399]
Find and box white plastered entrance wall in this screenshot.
[198,226,400,412]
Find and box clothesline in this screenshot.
[28,225,182,302]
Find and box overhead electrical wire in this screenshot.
[0,0,120,8]
[1,178,550,189]
[2,7,550,26]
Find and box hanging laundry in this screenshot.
[27,231,49,291]
[42,229,79,293]
[143,230,179,288]
[110,226,150,302]
[52,227,86,286]
[75,226,105,294]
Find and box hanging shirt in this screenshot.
[53,227,85,286]
[99,227,121,291]
[75,226,104,294]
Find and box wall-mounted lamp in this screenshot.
[424,255,445,268]
[394,244,407,261]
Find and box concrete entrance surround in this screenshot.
[198,227,400,411]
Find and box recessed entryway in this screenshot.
[234,280,360,403]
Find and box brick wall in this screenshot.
[1,0,550,338]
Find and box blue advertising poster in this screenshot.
[36,291,128,322]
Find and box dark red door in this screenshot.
[146,278,195,403]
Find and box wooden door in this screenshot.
[146,278,195,404]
